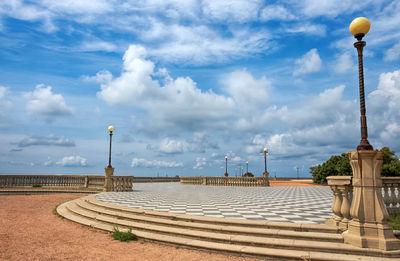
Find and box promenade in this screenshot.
[97,182,333,224]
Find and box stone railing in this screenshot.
[0,175,133,192]
[132,177,180,183]
[326,176,400,231]
[110,176,134,192]
[180,176,269,187]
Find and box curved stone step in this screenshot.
[57,199,399,261]
[76,197,342,243]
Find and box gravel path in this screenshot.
[0,194,256,261]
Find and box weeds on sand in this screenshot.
[111,226,138,242]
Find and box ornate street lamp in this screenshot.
[107,125,115,168]
[349,17,373,151]
[224,156,228,176]
[263,147,268,175]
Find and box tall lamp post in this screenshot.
[104,125,115,192]
[263,147,270,186]
[340,18,400,250]
[263,148,268,176]
[107,125,115,168]
[246,161,248,175]
[224,156,228,176]
[349,17,373,151]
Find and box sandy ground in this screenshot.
[0,194,258,261]
[0,181,322,261]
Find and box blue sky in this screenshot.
[1,0,399,177]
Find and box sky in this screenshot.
[0,0,399,178]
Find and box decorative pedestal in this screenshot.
[224,173,228,177]
[342,151,400,250]
[103,167,114,192]
[263,171,270,186]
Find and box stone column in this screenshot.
[343,150,400,250]
[263,171,270,186]
[103,167,114,192]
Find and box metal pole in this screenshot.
[108,131,113,168]
[225,158,227,174]
[354,39,373,151]
[246,162,248,174]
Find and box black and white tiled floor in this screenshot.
[96,183,333,224]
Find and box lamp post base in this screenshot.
[103,167,114,192]
[224,173,229,177]
[343,151,400,250]
[263,171,270,186]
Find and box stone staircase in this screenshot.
[57,194,400,260]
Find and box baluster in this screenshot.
[339,186,352,231]
[326,185,343,227]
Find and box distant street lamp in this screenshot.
[349,17,373,151]
[107,125,115,168]
[263,148,268,175]
[246,161,248,175]
[224,156,228,176]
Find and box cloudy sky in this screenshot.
[1,0,399,177]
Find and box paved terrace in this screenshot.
[97,183,333,224]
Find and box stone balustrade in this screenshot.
[0,174,133,192]
[180,176,269,187]
[110,176,134,192]
[327,176,400,231]
[382,177,400,214]
[132,177,180,183]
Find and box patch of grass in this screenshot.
[32,183,42,188]
[388,213,400,230]
[111,226,138,242]
[171,217,178,221]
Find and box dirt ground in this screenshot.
[0,181,322,261]
[0,194,258,261]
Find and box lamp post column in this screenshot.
[224,156,228,177]
[104,125,115,192]
[263,148,270,186]
[341,17,400,250]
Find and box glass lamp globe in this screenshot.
[108,125,115,132]
[349,17,370,37]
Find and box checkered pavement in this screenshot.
[96,183,333,224]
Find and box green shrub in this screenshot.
[32,184,42,188]
[388,213,400,231]
[243,172,254,177]
[111,227,138,242]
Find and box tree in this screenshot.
[380,147,400,177]
[310,147,400,183]
[311,153,351,184]
[243,172,254,177]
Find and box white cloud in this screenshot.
[333,52,354,74]
[131,158,183,168]
[201,0,262,23]
[0,86,12,116]
[97,45,235,132]
[159,138,188,154]
[193,157,207,169]
[384,42,400,61]
[223,70,269,111]
[79,41,118,52]
[56,155,87,167]
[284,23,326,35]
[293,48,322,76]
[145,23,272,64]
[260,5,296,21]
[369,70,400,147]
[293,0,379,18]
[17,134,75,147]
[24,84,73,123]
[245,134,267,154]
